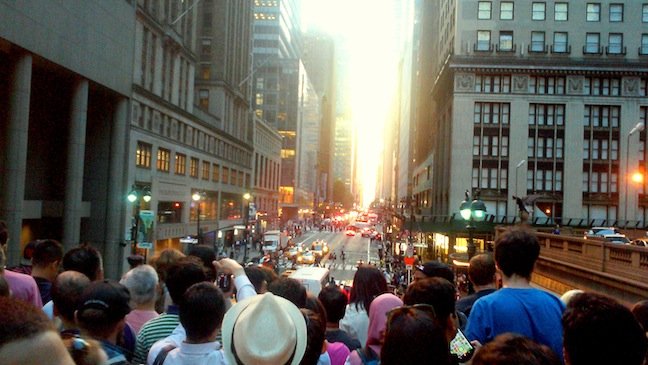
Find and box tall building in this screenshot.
[415,1,648,233]
[332,35,355,199]
[252,0,321,223]
[0,1,135,277]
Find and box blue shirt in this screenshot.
[464,287,566,361]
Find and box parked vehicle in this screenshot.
[289,266,331,296]
[298,250,316,265]
[602,234,631,244]
[631,238,648,247]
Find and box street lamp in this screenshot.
[625,122,645,224]
[243,193,251,263]
[192,191,204,244]
[460,189,487,261]
[515,159,526,198]
[127,185,152,255]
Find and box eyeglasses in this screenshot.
[385,304,437,333]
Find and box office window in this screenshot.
[529,76,566,94]
[230,169,237,185]
[608,33,623,54]
[201,39,211,54]
[212,164,220,182]
[175,153,186,175]
[473,102,511,125]
[136,142,152,168]
[641,34,648,55]
[477,31,491,51]
[222,167,229,184]
[199,89,209,109]
[499,31,513,51]
[643,5,648,22]
[478,2,491,19]
[157,148,170,172]
[554,3,568,21]
[500,2,513,20]
[584,105,620,128]
[202,161,210,180]
[473,135,509,157]
[474,75,511,93]
[531,32,545,52]
[609,4,623,22]
[532,3,546,20]
[529,104,566,127]
[587,3,601,21]
[553,32,568,53]
[190,157,199,178]
[584,77,621,96]
[585,33,600,54]
[238,171,244,187]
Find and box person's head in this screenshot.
[257,265,279,286]
[304,292,327,328]
[31,239,64,279]
[560,289,584,306]
[414,261,455,283]
[21,240,38,265]
[318,284,348,324]
[126,254,145,270]
[268,277,307,308]
[562,292,647,365]
[51,271,91,324]
[468,254,496,287]
[75,279,132,341]
[494,227,540,279]
[62,244,103,281]
[0,297,75,365]
[187,244,217,282]
[366,293,404,349]
[472,333,562,365]
[221,292,307,365]
[349,267,388,311]
[299,308,327,365]
[381,306,450,365]
[149,247,185,282]
[632,300,648,332]
[165,256,209,305]
[245,266,269,294]
[119,264,159,307]
[179,282,226,343]
[402,277,457,340]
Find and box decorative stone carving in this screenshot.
[512,75,529,93]
[131,103,140,125]
[567,75,584,95]
[623,77,641,96]
[455,73,475,91]
[152,112,161,133]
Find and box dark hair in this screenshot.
[299,309,326,365]
[0,276,10,297]
[417,261,455,283]
[257,265,279,285]
[403,277,456,328]
[632,300,648,332]
[472,333,562,365]
[268,277,307,308]
[0,297,56,346]
[187,245,217,282]
[304,293,327,327]
[468,254,496,286]
[0,220,7,246]
[31,239,64,267]
[165,256,209,304]
[76,280,131,338]
[62,244,102,281]
[51,271,91,322]
[318,284,348,323]
[349,267,388,311]
[180,282,226,341]
[562,292,647,365]
[494,227,540,279]
[381,307,450,365]
[245,266,268,293]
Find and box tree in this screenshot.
[333,179,354,208]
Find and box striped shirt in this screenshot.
[132,306,180,364]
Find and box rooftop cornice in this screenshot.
[449,56,648,75]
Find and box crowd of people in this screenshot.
[1,220,648,364]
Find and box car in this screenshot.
[298,250,315,264]
[285,246,303,259]
[631,238,648,247]
[360,227,373,238]
[345,228,356,236]
[583,226,620,240]
[602,234,631,244]
[312,244,324,257]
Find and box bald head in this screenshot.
[51,271,91,323]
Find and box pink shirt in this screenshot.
[3,269,43,307]
[125,309,160,334]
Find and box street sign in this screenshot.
[137,242,153,249]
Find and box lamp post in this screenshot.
[515,159,526,198]
[460,190,487,261]
[625,122,645,224]
[127,185,152,255]
[243,193,251,263]
[192,191,204,245]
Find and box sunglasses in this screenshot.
[385,303,437,333]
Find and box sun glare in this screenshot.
[302,0,399,207]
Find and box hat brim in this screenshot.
[222,293,307,365]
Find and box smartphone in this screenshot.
[217,273,232,291]
[450,329,475,362]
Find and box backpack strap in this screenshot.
[152,345,176,365]
[357,347,379,365]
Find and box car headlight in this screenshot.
[297,257,302,262]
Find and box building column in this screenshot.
[103,98,130,279]
[62,79,89,252]
[1,54,32,264]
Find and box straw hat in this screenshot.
[221,292,307,365]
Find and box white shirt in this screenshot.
[339,304,369,346]
[151,340,229,365]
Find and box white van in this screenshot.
[288,267,330,296]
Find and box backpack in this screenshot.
[356,346,380,365]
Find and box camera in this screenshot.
[217,273,232,291]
